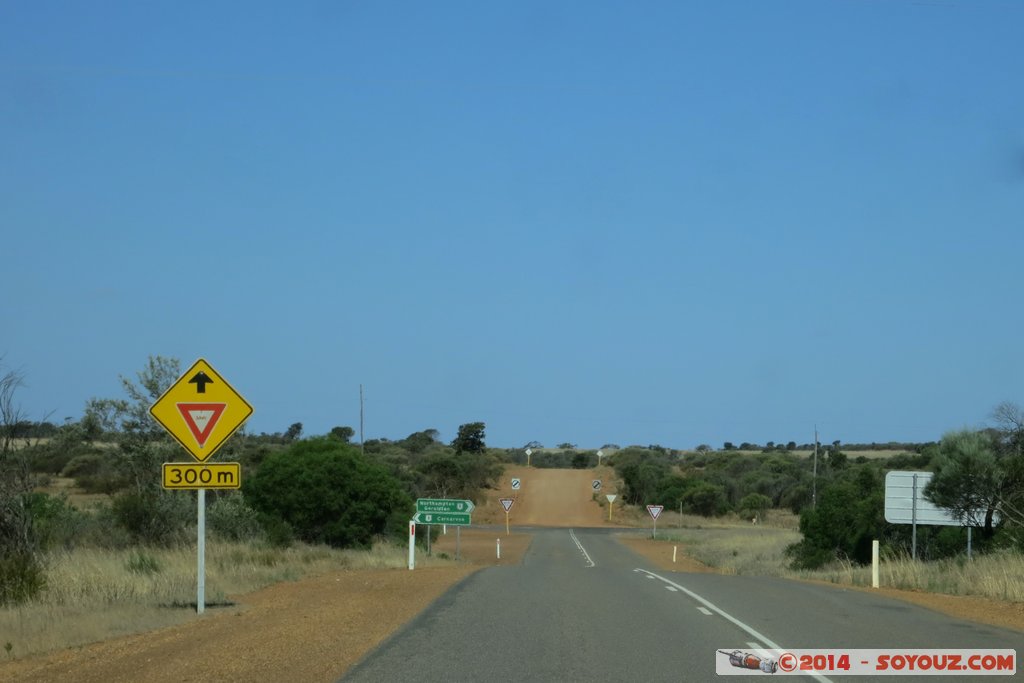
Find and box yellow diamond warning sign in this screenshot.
[149,359,253,462]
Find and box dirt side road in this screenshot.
[474,465,625,527]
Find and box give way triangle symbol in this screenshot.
[176,403,227,448]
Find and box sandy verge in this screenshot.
[0,533,533,683]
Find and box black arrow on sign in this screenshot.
[188,371,214,394]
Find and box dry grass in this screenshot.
[658,520,1024,603]
[0,541,451,660]
[795,550,1024,602]
[658,524,802,576]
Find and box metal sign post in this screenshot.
[500,498,514,535]
[149,358,252,615]
[647,505,664,539]
[197,489,205,613]
[911,473,918,560]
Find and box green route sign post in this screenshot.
[416,498,475,514]
[413,499,474,561]
[412,511,471,526]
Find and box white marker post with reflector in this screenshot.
[408,520,416,570]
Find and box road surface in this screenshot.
[343,528,1021,681]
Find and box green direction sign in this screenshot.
[412,511,471,526]
[416,498,475,514]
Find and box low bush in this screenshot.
[0,553,45,606]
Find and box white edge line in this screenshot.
[636,569,833,683]
[569,529,595,568]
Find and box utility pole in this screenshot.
[360,384,365,457]
[812,425,818,509]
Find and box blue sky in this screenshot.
[2,1,1022,449]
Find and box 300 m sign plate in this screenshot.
[163,462,241,490]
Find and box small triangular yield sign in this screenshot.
[500,498,514,512]
[177,403,227,448]
[647,504,664,520]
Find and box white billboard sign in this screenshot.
[884,471,994,527]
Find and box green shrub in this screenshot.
[244,438,412,549]
[258,514,294,548]
[208,493,264,542]
[28,493,87,551]
[682,482,730,516]
[60,453,106,479]
[111,490,192,546]
[0,553,45,606]
[738,493,772,520]
[786,466,884,569]
[76,472,128,494]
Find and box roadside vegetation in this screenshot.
[0,540,451,659]
[1,354,1022,659]
[650,515,1024,604]
[0,356,509,659]
[602,411,1024,573]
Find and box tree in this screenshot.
[329,426,355,443]
[0,361,45,604]
[85,355,181,493]
[400,428,440,454]
[827,448,847,470]
[451,422,486,455]
[924,429,1015,535]
[284,422,303,442]
[723,442,735,451]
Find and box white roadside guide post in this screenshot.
[408,520,416,570]
[872,540,879,588]
[148,359,252,616]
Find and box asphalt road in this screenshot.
[342,529,1020,682]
